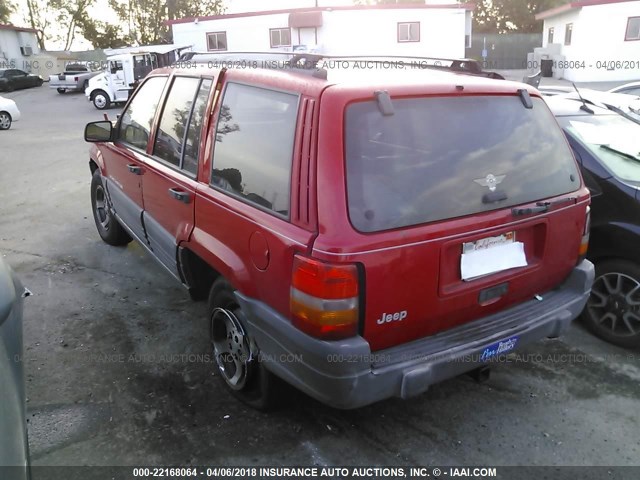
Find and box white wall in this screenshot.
[0,29,40,69]
[542,1,640,81]
[173,13,292,52]
[172,7,468,58]
[319,9,467,57]
[541,10,580,49]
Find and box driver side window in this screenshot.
[118,76,168,150]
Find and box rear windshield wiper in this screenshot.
[600,145,640,163]
[512,196,577,216]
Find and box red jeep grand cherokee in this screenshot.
[84,55,594,409]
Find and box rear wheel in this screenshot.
[0,112,11,130]
[82,80,89,92]
[208,278,281,410]
[92,90,110,110]
[582,259,640,348]
[57,88,66,94]
[36,79,43,87]
[90,170,131,246]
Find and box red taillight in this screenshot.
[290,255,359,340]
[74,76,79,82]
[578,206,590,262]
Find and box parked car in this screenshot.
[608,82,640,97]
[0,69,43,92]
[0,95,20,130]
[546,96,640,348]
[48,63,101,94]
[84,55,593,409]
[0,257,30,478]
[553,88,640,124]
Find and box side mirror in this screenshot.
[85,121,113,142]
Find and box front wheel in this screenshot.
[0,112,11,130]
[90,170,131,246]
[92,90,110,110]
[208,278,282,410]
[581,259,640,348]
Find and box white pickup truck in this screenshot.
[49,63,101,93]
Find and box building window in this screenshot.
[626,17,640,41]
[398,22,420,43]
[564,23,573,45]
[270,28,291,48]
[207,31,227,51]
[548,27,554,44]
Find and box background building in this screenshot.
[536,0,640,81]
[0,24,41,69]
[169,3,474,59]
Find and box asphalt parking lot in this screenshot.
[1,84,639,476]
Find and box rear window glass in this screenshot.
[345,96,580,232]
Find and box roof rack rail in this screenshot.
[178,51,504,80]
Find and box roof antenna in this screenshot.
[572,82,593,114]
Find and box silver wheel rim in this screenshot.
[587,272,640,337]
[211,308,252,390]
[0,113,10,129]
[94,184,110,230]
[94,94,106,108]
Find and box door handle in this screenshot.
[168,188,191,204]
[127,164,142,175]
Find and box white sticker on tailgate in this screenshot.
[461,234,527,281]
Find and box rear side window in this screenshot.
[211,83,298,216]
[118,76,167,150]
[345,96,580,232]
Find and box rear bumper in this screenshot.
[49,83,82,90]
[236,260,594,409]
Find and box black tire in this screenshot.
[581,259,640,348]
[82,80,89,92]
[0,111,11,130]
[208,278,282,410]
[57,88,66,94]
[37,79,43,87]
[5,84,14,92]
[92,90,110,110]
[90,170,132,246]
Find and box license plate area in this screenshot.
[461,232,527,281]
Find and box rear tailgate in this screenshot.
[315,91,589,351]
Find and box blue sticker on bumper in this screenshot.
[480,336,519,361]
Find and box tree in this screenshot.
[472,0,567,34]
[0,0,14,24]
[77,18,131,49]
[108,0,225,46]
[25,0,95,50]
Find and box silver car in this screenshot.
[0,257,29,479]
